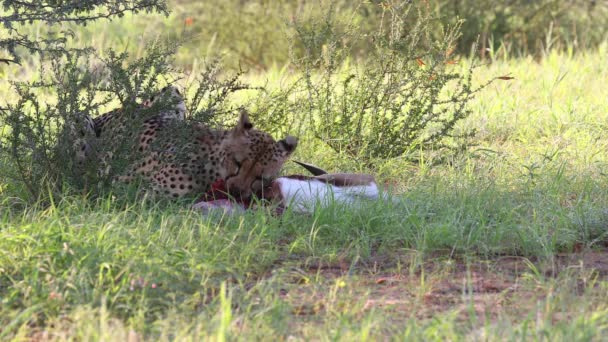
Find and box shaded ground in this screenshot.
[274,248,608,328]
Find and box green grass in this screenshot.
[2,12,608,340]
[2,188,608,340]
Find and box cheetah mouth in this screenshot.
[199,178,276,204]
[226,189,251,201]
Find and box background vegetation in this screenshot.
[153,0,608,69]
[1,0,608,340]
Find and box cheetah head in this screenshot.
[142,85,186,120]
[220,110,297,199]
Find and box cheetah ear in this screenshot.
[278,135,298,155]
[234,109,253,136]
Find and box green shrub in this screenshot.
[439,0,608,58]
[0,47,167,201]
[167,0,608,70]
[252,2,494,164]
[0,0,173,203]
[0,44,250,203]
[0,0,168,66]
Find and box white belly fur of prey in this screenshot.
[275,177,380,214]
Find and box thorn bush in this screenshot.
[0,47,250,203]
[255,2,495,164]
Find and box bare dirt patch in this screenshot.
[277,248,608,325]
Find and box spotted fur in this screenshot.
[71,85,297,199]
[120,110,298,199]
[73,85,186,170]
[92,85,186,137]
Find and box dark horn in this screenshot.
[292,160,328,176]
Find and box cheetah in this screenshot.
[121,110,297,199]
[71,86,297,199]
